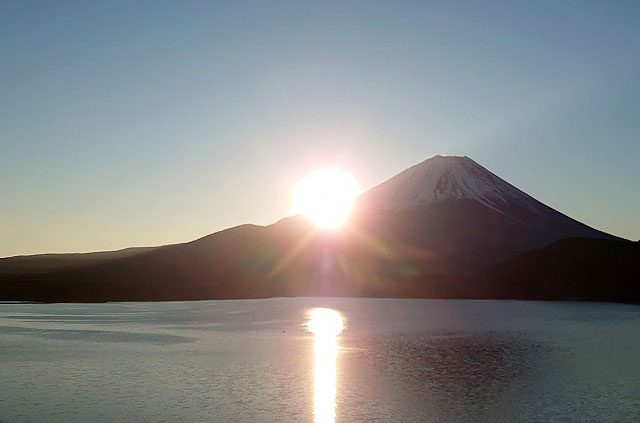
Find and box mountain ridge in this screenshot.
[1,155,634,303]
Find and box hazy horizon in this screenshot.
[2,1,639,256]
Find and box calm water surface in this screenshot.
[1,298,639,422]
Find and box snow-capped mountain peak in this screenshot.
[357,155,548,217]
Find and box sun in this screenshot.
[291,168,360,229]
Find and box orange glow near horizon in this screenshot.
[307,308,344,423]
[291,168,360,229]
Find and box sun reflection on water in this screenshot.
[307,308,344,423]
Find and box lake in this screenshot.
[1,298,639,422]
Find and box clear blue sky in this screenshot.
[1,1,639,256]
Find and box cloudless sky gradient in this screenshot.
[1,1,639,256]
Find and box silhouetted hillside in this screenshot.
[484,238,640,303]
[0,247,155,274]
[0,156,632,303]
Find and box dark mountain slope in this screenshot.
[1,224,286,302]
[0,216,449,302]
[483,238,640,303]
[0,247,155,274]
[355,156,619,266]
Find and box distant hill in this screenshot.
[482,238,640,303]
[0,247,155,274]
[1,155,634,303]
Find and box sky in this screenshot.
[1,1,639,256]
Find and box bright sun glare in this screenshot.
[307,307,344,338]
[291,168,360,229]
[307,308,344,423]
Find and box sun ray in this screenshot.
[267,228,316,280]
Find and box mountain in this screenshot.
[1,155,635,303]
[352,155,619,267]
[358,155,548,215]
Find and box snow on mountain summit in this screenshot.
[357,155,548,217]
